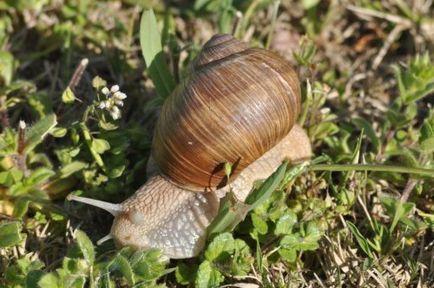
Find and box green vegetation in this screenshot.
[1,0,434,287]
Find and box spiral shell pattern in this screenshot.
[152,34,301,191]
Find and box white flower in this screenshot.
[106,100,114,109]
[110,106,121,120]
[19,120,26,129]
[114,99,124,107]
[98,84,126,120]
[110,85,119,93]
[113,91,127,100]
[101,87,110,95]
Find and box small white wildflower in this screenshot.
[113,91,127,100]
[320,107,331,114]
[114,99,124,107]
[110,106,121,120]
[19,120,26,129]
[98,84,126,120]
[110,85,119,93]
[101,87,110,95]
[107,100,115,109]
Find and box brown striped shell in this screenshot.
[152,34,301,191]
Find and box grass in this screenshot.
[1,0,434,287]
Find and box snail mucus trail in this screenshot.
[67,34,312,259]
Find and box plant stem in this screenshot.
[308,164,434,177]
[265,0,280,49]
[0,96,9,128]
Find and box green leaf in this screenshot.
[61,87,75,104]
[393,53,434,104]
[114,254,134,285]
[251,213,268,235]
[91,138,110,154]
[105,164,125,179]
[128,249,168,281]
[420,117,434,141]
[194,0,211,10]
[274,211,297,235]
[277,221,322,262]
[75,230,95,264]
[278,235,298,263]
[59,161,88,178]
[208,162,290,237]
[419,211,434,229]
[420,137,434,153]
[24,114,57,153]
[99,120,118,131]
[0,221,25,247]
[26,270,45,288]
[175,262,197,285]
[224,162,232,179]
[0,168,23,186]
[245,161,288,209]
[50,127,67,138]
[206,192,250,237]
[231,239,253,276]
[92,76,106,89]
[352,117,380,152]
[381,197,415,233]
[5,257,44,286]
[13,198,29,218]
[205,232,235,261]
[280,161,310,190]
[302,0,320,9]
[195,260,224,288]
[301,222,321,250]
[139,9,176,98]
[0,50,14,85]
[37,272,60,288]
[0,128,16,155]
[346,221,374,258]
[27,167,55,185]
[81,123,104,167]
[293,37,317,67]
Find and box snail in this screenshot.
[67,34,312,259]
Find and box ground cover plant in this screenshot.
[0,0,434,287]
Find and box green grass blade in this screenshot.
[139,9,176,99]
[245,161,288,209]
[24,114,57,153]
[346,221,374,259]
[309,164,434,177]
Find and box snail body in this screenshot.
[68,34,311,259]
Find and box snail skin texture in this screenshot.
[68,34,312,259]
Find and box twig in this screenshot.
[0,96,9,128]
[372,24,410,70]
[68,58,89,90]
[400,178,418,202]
[56,58,89,118]
[16,120,28,175]
[17,120,26,154]
[347,5,412,26]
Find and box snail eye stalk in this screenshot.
[67,194,123,217]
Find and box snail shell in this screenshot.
[68,34,310,259]
[152,34,301,190]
